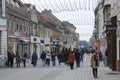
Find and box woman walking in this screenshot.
[46,51,51,66]
[32,52,38,67]
[90,51,100,78]
[68,51,75,70]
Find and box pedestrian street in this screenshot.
[0,54,120,80]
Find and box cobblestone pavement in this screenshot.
[0,54,120,80]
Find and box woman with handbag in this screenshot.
[90,51,100,78]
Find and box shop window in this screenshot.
[0,1,2,16]
[41,40,44,43]
[33,38,37,41]
[0,31,1,54]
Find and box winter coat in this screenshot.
[46,52,51,59]
[32,53,38,64]
[68,53,75,63]
[8,51,14,61]
[40,52,46,60]
[90,53,100,68]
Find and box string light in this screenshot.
[22,0,98,25]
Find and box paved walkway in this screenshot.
[0,54,120,80]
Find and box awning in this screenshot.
[20,38,29,42]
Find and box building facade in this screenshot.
[6,0,30,58]
[94,0,120,71]
[0,0,79,66]
[0,0,8,66]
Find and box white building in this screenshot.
[0,0,7,66]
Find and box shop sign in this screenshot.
[9,38,16,42]
[106,25,117,31]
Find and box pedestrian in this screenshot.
[51,51,56,66]
[15,51,21,67]
[31,52,38,67]
[68,51,75,70]
[75,49,80,67]
[90,51,100,78]
[40,51,46,66]
[57,53,62,65]
[7,50,14,68]
[80,49,84,62]
[46,51,51,66]
[22,53,27,67]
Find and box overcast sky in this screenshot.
[22,0,99,41]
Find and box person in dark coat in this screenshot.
[51,51,56,66]
[15,51,21,67]
[7,51,14,68]
[32,52,38,67]
[40,51,46,66]
[75,49,80,67]
[22,53,27,67]
[57,53,62,65]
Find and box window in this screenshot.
[19,25,22,31]
[0,31,1,54]
[16,23,19,30]
[0,6,2,16]
[8,19,11,28]
[33,38,37,41]
[7,19,9,27]
[0,0,2,16]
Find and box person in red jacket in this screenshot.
[68,51,75,70]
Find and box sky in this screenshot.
[21,0,99,41]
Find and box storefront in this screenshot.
[106,16,117,71]
[0,27,7,66]
[30,36,40,58]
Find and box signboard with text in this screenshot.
[106,25,117,31]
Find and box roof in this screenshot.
[37,13,53,24]
[6,1,31,19]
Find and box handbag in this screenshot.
[31,61,33,64]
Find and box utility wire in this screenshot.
[38,0,48,11]
[58,0,66,11]
[22,0,95,25]
[42,0,52,11]
[33,0,42,11]
[74,0,79,10]
[79,0,82,10]
[53,0,62,12]
[63,0,71,11]
[48,0,57,12]
[88,0,90,10]
[68,0,74,11]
